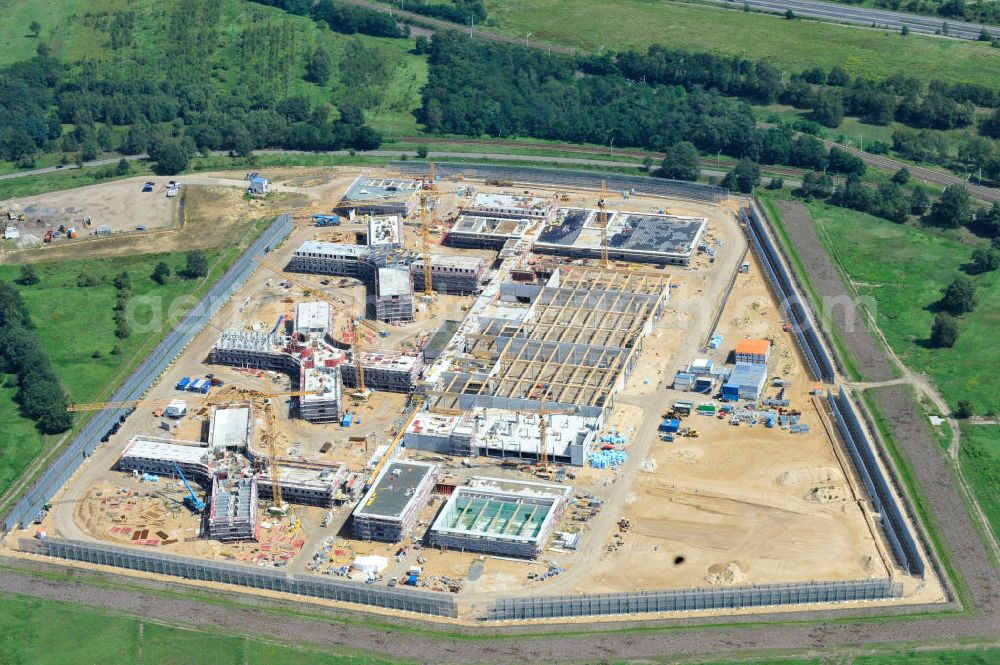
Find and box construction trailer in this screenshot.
[735,338,772,365]
[428,478,571,559]
[410,254,489,295]
[207,475,258,542]
[287,241,374,281]
[351,461,438,542]
[374,267,415,324]
[340,350,423,393]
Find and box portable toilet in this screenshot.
[341,413,353,427]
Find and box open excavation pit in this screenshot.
[7,166,943,622]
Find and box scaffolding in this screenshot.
[374,267,415,324]
[208,476,258,542]
[352,461,438,542]
[341,350,423,393]
[287,241,374,280]
[410,255,488,295]
[428,478,570,559]
[433,266,670,413]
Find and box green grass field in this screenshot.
[806,202,1000,415]
[0,592,412,665]
[484,0,1000,87]
[959,424,1000,544]
[854,648,1000,664]
[0,0,428,174]
[0,238,258,499]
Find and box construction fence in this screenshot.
[391,162,728,203]
[827,387,925,577]
[1,214,293,532]
[488,577,901,620]
[741,203,836,383]
[19,537,458,618]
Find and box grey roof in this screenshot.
[355,462,435,519]
[377,267,413,297]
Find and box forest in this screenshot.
[0,0,385,173]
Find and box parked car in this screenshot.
[141,181,154,192]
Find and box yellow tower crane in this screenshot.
[419,191,435,299]
[261,396,287,514]
[598,179,610,269]
[530,397,578,473]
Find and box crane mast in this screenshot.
[599,179,610,269]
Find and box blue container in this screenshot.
[175,377,191,390]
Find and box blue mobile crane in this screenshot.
[172,462,206,512]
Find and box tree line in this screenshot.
[0,281,72,434]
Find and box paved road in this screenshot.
[0,215,292,530]
[706,0,1000,40]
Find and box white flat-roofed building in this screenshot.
[208,406,252,450]
[404,407,599,466]
[258,462,348,508]
[116,436,213,484]
[287,241,373,280]
[466,193,553,219]
[368,215,402,249]
[411,254,489,295]
[294,301,332,336]
[428,477,571,558]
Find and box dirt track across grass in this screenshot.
[774,199,896,382]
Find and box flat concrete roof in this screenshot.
[411,254,488,271]
[208,407,252,449]
[121,436,209,466]
[295,301,331,333]
[377,267,413,297]
[536,208,707,259]
[294,240,369,259]
[468,193,551,216]
[345,177,421,202]
[355,461,435,519]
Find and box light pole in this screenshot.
[609,135,615,157]
[525,32,532,47]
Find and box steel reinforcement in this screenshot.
[1,214,293,532]
[488,577,901,620]
[391,161,728,203]
[19,537,457,617]
[741,203,836,382]
[827,387,925,577]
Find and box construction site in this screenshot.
[6,164,944,623]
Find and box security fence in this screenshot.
[391,162,728,203]
[741,203,836,382]
[19,537,458,617]
[488,578,901,620]
[1,215,293,532]
[828,388,925,577]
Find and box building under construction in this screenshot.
[287,241,373,280]
[410,254,489,295]
[208,330,345,423]
[428,477,571,559]
[404,408,600,466]
[533,208,707,266]
[207,475,258,542]
[448,214,534,250]
[374,267,415,324]
[351,461,438,542]
[427,265,671,418]
[341,350,423,393]
[257,463,348,508]
[339,176,421,217]
[464,193,553,219]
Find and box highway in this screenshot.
[705,0,999,40]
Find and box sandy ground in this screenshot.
[7,170,946,620]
